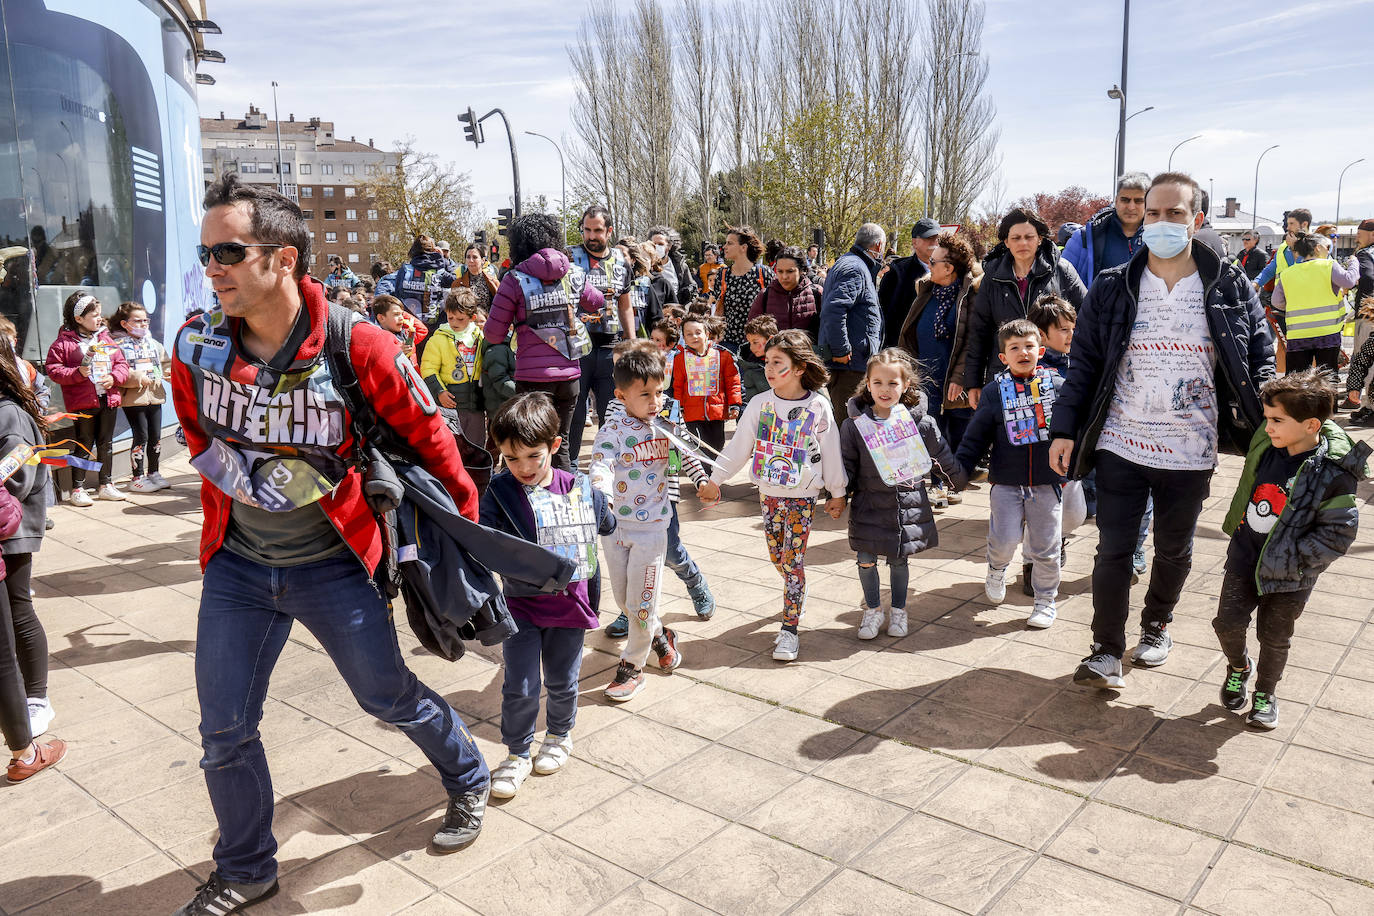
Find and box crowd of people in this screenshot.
[1,165,1371,916]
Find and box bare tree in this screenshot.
[568,4,629,224]
[626,0,676,230]
[361,139,477,265]
[920,0,1001,224]
[674,0,719,246]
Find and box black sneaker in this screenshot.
[1221,657,1252,711]
[1350,407,1374,428]
[1021,562,1034,597]
[173,873,278,915]
[1247,692,1279,730]
[605,612,629,639]
[1073,643,1124,689]
[432,784,489,852]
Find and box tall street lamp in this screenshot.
[524,131,566,240]
[1336,158,1366,229]
[271,81,285,195]
[1168,134,1201,170]
[1109,103,1152,191]
[1116,0,1131,195]
[1252,144,1280,230]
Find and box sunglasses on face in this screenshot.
[196,242,283,267]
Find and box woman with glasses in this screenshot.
[898,232,981,453]
[111,301,172,492]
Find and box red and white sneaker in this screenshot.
[604,660,645,702]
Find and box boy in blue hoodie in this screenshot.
[479,393,616,798]
[1212,369,1369,728]
[955,318,1065,630]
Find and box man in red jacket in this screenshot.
[170,174,486,916]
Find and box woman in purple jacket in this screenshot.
[44,291,129,505]
[483,214,605,471]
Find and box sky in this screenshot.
[196,0,1374,230]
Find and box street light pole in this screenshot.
[1252,144,1280,230]
[524,131,566,241]
[1336,157,1366,228]
[271,81,285,195]
[1168,134,1201,170]
[1110,104,1152,191]
[1117,0,1130,185]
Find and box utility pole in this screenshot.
[271,81,285,195]
[1117,0,1130,188]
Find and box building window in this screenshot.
[389,232,399,242]
[321,163,334,175]
[345,209,357,220]
[279,162,291,174]
[308,230,315,239]
[368,231,379,243]
[299,163,311,175]
[300,186,312,198]
[325,231,337,242]
[324,209,336,220]
[365,164,378,176]
[344,187,356,198]
[366,209,378,221]
[203,162,213,174]
[348,253,360,264]
[387,209,400,220]
[323,187,334,197]
[302,210,314,219]
[285,142,296,150]
[347,232,358,243]
[343,164,355,175]
[240,162,257,173]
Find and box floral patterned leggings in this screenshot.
[761,495,815,631]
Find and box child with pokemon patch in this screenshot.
[590,344,708,701]
[1212,369,1368,729]
[699,330,847,662]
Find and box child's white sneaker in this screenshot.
[887,608,908,638]
[1026,598,1057,629]
[489,754,533,798]
[96,483,126,501]
[129,476,158,493]
[857,606,885,640]
[533,733,573,775]
[68,487,93,507]
[148,471,171,490]
[984,566,1007,603]
[773,629,799,661]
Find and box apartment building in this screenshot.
[201,106,400,272]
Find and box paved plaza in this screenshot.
[4,431,1374,915]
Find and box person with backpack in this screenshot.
[170,174,487,916]
[375,235,457,326]
[710,225,774,353]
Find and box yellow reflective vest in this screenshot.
[1282,258,1345,341]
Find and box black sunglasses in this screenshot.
[196,242,283,267]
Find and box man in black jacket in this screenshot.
[878,217,941,346]
[1235,231,1269,281]
[1048,172,1275,689]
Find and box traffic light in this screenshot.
[459,107,484,146]
[474,230,487,249]
[496,208,513,235]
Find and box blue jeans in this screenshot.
[856,551,910,610]
[569,345,615,465]
[500,617,585,756]
[196,550,488,884]
[665,503,702,589]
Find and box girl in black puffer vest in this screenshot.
[840,349,968,641]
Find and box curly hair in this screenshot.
[934,232,976,277]
[725,225,765,263]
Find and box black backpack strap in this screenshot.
[324,304,420,466]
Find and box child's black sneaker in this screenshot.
[1350,407,1374,428]
[173,873,278,915]
[1220,657,1251,711]
[1247,691,1279,729]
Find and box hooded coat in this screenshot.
[483,248,606,384]
[375,251,457,320]
[840,392,968,558]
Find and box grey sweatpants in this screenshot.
[603,522,667,669]
[988,483,1063,601]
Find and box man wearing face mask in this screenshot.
[818,222,886,418]
[1048,172,1274,689]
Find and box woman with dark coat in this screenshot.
[897,231,981,450]
[748,246,818,336]
[962,208,1086,407]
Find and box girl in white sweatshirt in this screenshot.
[700,330,847,661]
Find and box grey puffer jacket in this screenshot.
[0,397,48,554]
[840,392,968,558]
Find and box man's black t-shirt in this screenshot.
[1226,444,1314,576]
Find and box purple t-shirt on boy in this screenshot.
[509,468,599,629]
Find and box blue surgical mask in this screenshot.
[1141,221,1191,259]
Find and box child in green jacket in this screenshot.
[1213,369,1370,729]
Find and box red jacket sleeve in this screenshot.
[672,349,687,404]
[348,321,479,521]
[0,486,21,541]
[722,349,742,407]
[44,338,83,386]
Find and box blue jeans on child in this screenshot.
[500,617,585,756]
[856,552,909,610]
[665,504,703,588]
[987,484,1062,600]
[196,550,488,885]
